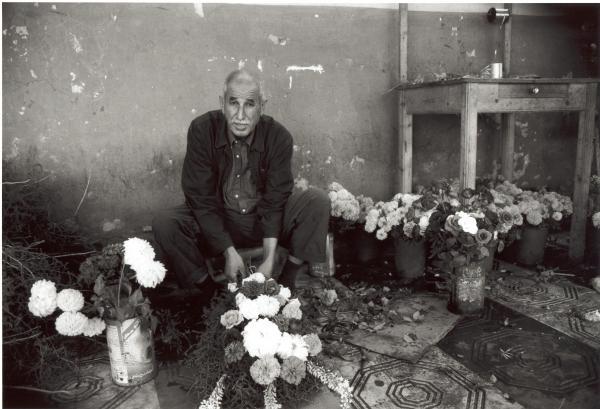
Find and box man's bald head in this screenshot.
[223,69,265,102]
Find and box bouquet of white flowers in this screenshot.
[198,272,352,409]
[28,237,166,336]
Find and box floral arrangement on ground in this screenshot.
[184,273,352,409]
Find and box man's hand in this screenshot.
[258,238,278,279]
[224,247,245,282]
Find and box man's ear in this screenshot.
[261,98,268,113]
[219,95,224,111]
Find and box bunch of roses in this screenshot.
[364,193,433,241]
[442,210,496,266]
[28,279,106,337]
[219,273,322,387]
[328,182,360,222]
[540,190,573,221]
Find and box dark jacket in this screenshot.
[182,110,294,254]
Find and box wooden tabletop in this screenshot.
[394,77,600,90]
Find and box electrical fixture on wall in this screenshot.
[487,7,510,25]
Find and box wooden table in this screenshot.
[395,78,598,262]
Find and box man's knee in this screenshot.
[306,187,331,216]
[152,211,178,240]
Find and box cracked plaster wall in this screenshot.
[2,3,598,235]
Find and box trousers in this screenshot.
[152,187,330,288]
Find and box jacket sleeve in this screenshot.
[181,120,233,254]
[258,128,294,238]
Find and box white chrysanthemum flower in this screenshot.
[302,333,323,356]
[31,279,57,299]
[243,272,266,284]
[255,295,281,317]
[82,317,106,337]
[227,282,238,293]
[236,292,248,307]
[592,212,600,228]
[277,332,309,361]
[239,298,260,320]
[278,286,291,301]
[28,295,57,317]
[56,289,85,312]
[123,237,156,267]
[526,211,543,226]
[457,214,478,235]
[376,229,388,241]
[133,260,166,288]
[449,198,460,207]
[55,311,88,336]
[552,211,563,222]
[282,298,302,320]
[28,279,58,317]
[242,318,283,358]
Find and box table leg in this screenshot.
[501,113,516,181]
[460,84,477,190]
[399,90,413,193]
[569,84,597,262]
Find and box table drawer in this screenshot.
[498,84,570,98]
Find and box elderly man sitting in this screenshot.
[152,69,330,299]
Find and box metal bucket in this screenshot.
[309,233,335,277]
[394,238,426,282]
[448,261,486,316]
[106,317,157,386]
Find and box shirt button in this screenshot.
[236,174,241,178]
[241,209,246,213]
[235,154,240,158]
[234,194,239,198]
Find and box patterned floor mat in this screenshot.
[438,299,600,409]
[489,261,600,348]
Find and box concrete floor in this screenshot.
[4,260,599,409]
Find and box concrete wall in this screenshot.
[3,3,598,236]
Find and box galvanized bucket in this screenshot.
[448,261,486,316]
[309,233,336,278]
[106,317,157,386]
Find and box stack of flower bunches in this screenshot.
[219,273,322,387]
[328,182,360,222]
[202,272,353,409]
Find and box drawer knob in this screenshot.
[530,87,540,95]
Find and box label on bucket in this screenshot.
[106,318,156,386]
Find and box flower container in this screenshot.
[516,224,549,266]
[106,317,157,386]
[448,261,486,315]
[309,233,336,277]
[351,229,381,264]
[481,240,498,273]
[394,237,426,281]
[586,223,600,275]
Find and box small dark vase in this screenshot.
[448,261,486,315]
[515,224,549,266]
[394,237,426,282]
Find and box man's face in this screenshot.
[222,79,262,138]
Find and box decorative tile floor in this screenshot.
[4,262,600,409]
